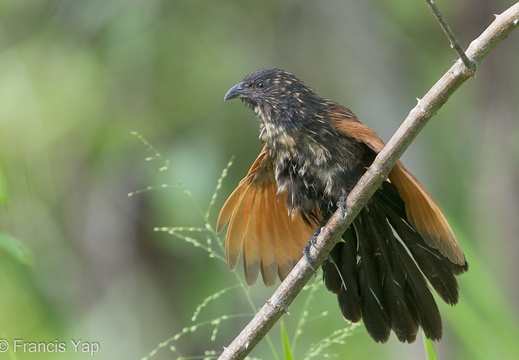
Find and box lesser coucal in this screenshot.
[217,68,468,343]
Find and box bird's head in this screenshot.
[224,69,322,122]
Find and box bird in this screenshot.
[216,68,468,343]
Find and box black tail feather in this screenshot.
[323,227,362,322]
[363,204,419,342]
[387,219,443,340]
[379,183,468,304]
[322,181,466,343]
[353,217,391,342]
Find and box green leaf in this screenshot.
[281,321,294,360]
[422,333,438,360]
[0,232,33,266]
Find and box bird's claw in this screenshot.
[337,195,346,219]
[304,224,323,275]
[304,214,332,275]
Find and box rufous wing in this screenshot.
[216,147,314,286]
[387,165,465,265]
[330,104,465,265]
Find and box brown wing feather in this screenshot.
[330,104,465,265]
[388,166,465,265]
[217,147,314,285]
[243,189,262,284]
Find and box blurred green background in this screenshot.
[1,1,518,359]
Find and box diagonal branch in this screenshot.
[218,4,519,360]
[424,0,476,70]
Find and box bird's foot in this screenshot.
[304,226,322,274]
[303,215,331,275]
[337,195,347,219]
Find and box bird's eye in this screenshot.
[255,81,266,89]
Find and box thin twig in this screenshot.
[424,0,476,70]
[218,3,519,359]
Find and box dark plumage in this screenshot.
[218,68,468,343]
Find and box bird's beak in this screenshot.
[224,82,247,101]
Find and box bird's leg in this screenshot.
[304,214,332,274]
[337,195,347,219]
